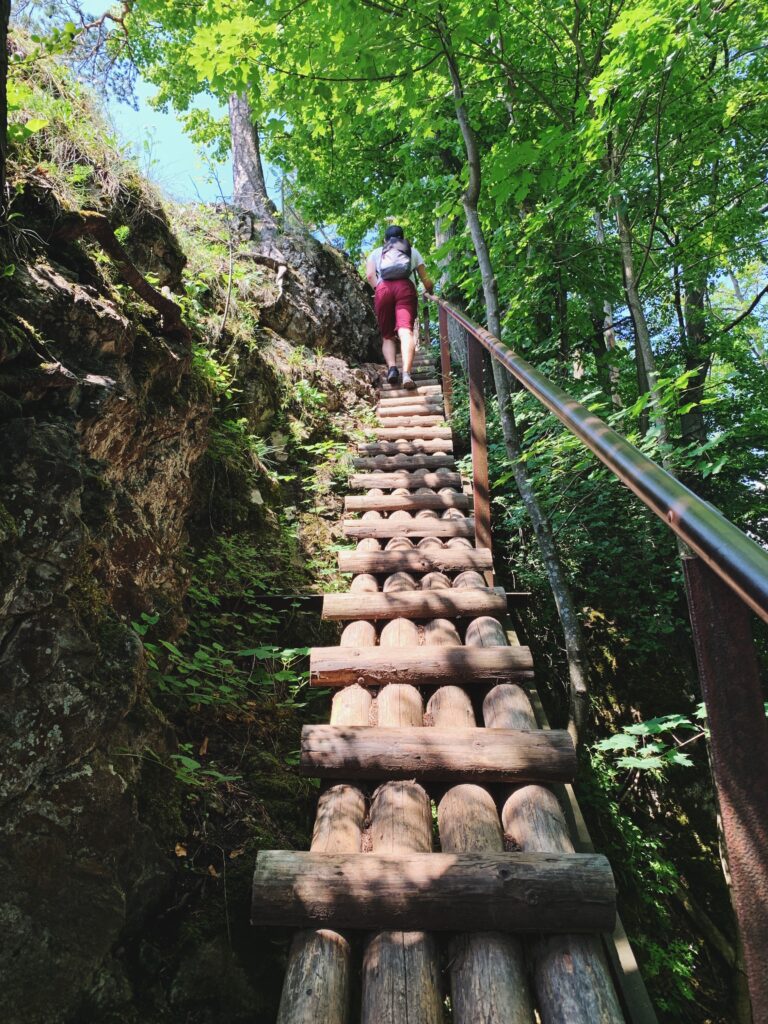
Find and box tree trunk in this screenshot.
[608,143,669,445]
[592,212,622,408]
[1,0,10,219]
[439,23,589,742]
[228,92,277,230]
[434,215,468,370]
[680,280,710,447]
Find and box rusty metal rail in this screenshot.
[425,293,768,1020]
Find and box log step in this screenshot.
[338,547,492,573]
[374,426,453,440]
[251,851,616,934]
[342,518,474,540]
[350,470,462,490]
[353,454,454,471]
[300,724,575,782]
[378,383,441,397]
[377,404,443,418]
[358,440,453,456]
[310,645,533,687]
[321,586,506,620]
[377,395,444,408]
[344,493,471,513]
[375,415,446,428]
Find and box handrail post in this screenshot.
[682,556,768,1011]
[438,304,453,419]
[422,300,430,353]
[467,333,493,586]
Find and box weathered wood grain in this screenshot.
[300,724,576,782]
[373,426,453,440]
[353,453,454,470]
[466,615,508,647]
[344,492,470,513]
[484,682,625,1023]
[341,517,474,540]
[350,473,461,492]
[378,382,441,396]
[338,548,493,575]
[437,787,535,1024]
[310,645,533,687]
[322,585,505,621]
[358,440,452,456]
[374,415,446,428]
[252,851,617,933]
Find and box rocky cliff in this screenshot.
[0,81,379,1022]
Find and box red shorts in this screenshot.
[374,279,418,339]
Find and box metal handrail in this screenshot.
[427,293,768,1014]
[428,295,768,624]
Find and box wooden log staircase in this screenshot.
[251,347,642,1023]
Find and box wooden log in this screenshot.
[322,586,506,621]
[376,683,424,728]
[340,619,378,647]
[420,571,452,590]
[350,470,461,490]
[276,675,371,1024]
[438,787,535,1024]
[362,670,443,1023]
[453,570,487,590]
[427,685,475,728]
[251,851,617,933]
[382,571,418,592]
[376,398,443,412]
[374,415,446,428]
[378,382,441,396]
[385,536,414,550]
[356,537,381,551]
[341,518,474,540]
[483,684,537,731]
[373,426,452,440]
[423,618,462,646]
[300,725,576,782]
[338,548,494,575]
[358,440,452,456]
[378,404,444,419]
[350,573,379,593]
[331,683,374,726]
[502,788,624,1023]
[418,536,445,550]
[277,930,353,1024]
[466,616,508,647]
[353,454,454,470]
[310,645,533,688]
[379,617,420,647]
[345,493,470,513]
[485,683,624,1023]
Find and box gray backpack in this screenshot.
[379,238,412,280]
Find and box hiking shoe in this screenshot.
[386,365,401,385]
[402,371,416,390]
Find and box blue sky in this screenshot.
[106,79,234,203]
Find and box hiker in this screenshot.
[366,225,434,389]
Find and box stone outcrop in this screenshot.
[0,177,378,1022]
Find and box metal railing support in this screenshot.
[427,295,768,1015]
[438,303,453,419]
[467,333,493,586]
[682,556,768,1011]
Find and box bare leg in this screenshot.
[382,335,398,369]
[397,327,415,373]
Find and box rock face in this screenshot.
[254,231,379,362]
[0,180,377,1022]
